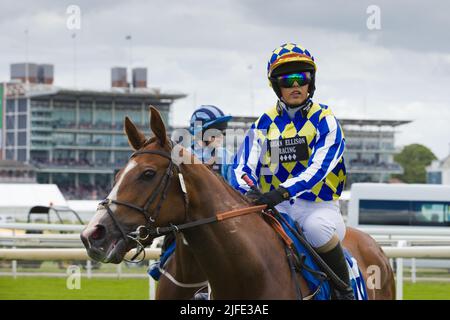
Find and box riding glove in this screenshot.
[245,189,261,202]
[254,187,290,207]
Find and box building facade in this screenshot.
[426,154,450,185]
[2,80,186,199]
[0,160,36,183]
[341,119,410,185]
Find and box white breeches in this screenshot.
[275,199,346,248]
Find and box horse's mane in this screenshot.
[205,165,252,205]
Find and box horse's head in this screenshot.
[80,106,187,263]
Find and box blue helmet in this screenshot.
[189,105,232,135]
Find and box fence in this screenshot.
[1,222,450,300]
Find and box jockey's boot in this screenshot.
[317,235,355,300]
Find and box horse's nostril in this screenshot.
[91,225,106,241]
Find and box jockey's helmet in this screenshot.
[267,43,317,98]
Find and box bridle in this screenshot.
[98,148,188,263]
[97,145,266,263]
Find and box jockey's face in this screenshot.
[280,81,309,106]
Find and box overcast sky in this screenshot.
[1,0,449,158]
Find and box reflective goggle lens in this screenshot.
[276,72,311,88]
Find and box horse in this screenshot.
[81,106,395,300]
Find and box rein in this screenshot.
[149,205,268,237]
[97,147,267,263]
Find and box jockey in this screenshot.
[189,105,234,182]
[148,105,233,282]
[231,43,354,300]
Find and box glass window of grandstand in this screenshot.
[31,151,49,164]
[95,174,112,192]
[54,133,75,145]
[79,101,93,128]
[37,173,50,184]
[6,149,14,160]
[359,153,376,167]
[77,133,91,146]
[32,110,52,120]
[78,174,98,199]
[6,115,15,129]
[360,200,450,227]
[380,140,394,150]
[427,171,442,184]
[18,115,27,129]
[79,150,93,166]
[53,173,75,196]
[53,100,76,128]
[17,149,27,162]
[32,120,51,129]
[6,132,14,147]
[53,150,76,166]
[95,102,112,129]
[347,139,363,150]
[18,99,27,112]
[95,151,111,166]
[6,99,15,113]
[115,103,142,130]
[115,151,130,167]
[31,99,50,109]
[93,134,111,146]
[31,130,52,141]
[364,139,379,150]
[79,173,91,186]
[18,132,27,146]
[114,134,129,147]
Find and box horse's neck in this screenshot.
[181,165,295,298]
[184,164,248,217]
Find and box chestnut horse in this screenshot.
[81,106,395,300]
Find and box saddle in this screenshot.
[261,210,368,300]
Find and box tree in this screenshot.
[394,144,437,183]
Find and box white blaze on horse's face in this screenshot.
[92,160,137,222]
[109,160,138,204]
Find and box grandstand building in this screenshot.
[1,63,186,199]
[426,152,450,185]
[0,160,36,183]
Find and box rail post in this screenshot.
[148,259,156,300]
[396,240,407,300]
[411,258,416,283]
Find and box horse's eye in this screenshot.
[142,169,156,180]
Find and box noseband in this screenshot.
[98,148,188,262]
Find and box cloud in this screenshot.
[0,0,449,159]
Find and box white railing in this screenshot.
[1,223,450,300]
[0,234,82,248]
[0,248,161,260]
[1,246,450,300]
[0,222,84,232]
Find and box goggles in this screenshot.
[274,72,311,88]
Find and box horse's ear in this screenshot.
[124,116,147,150]
[149,106,167,147]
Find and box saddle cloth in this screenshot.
[277,212,368,300]
[148,240,176,281]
